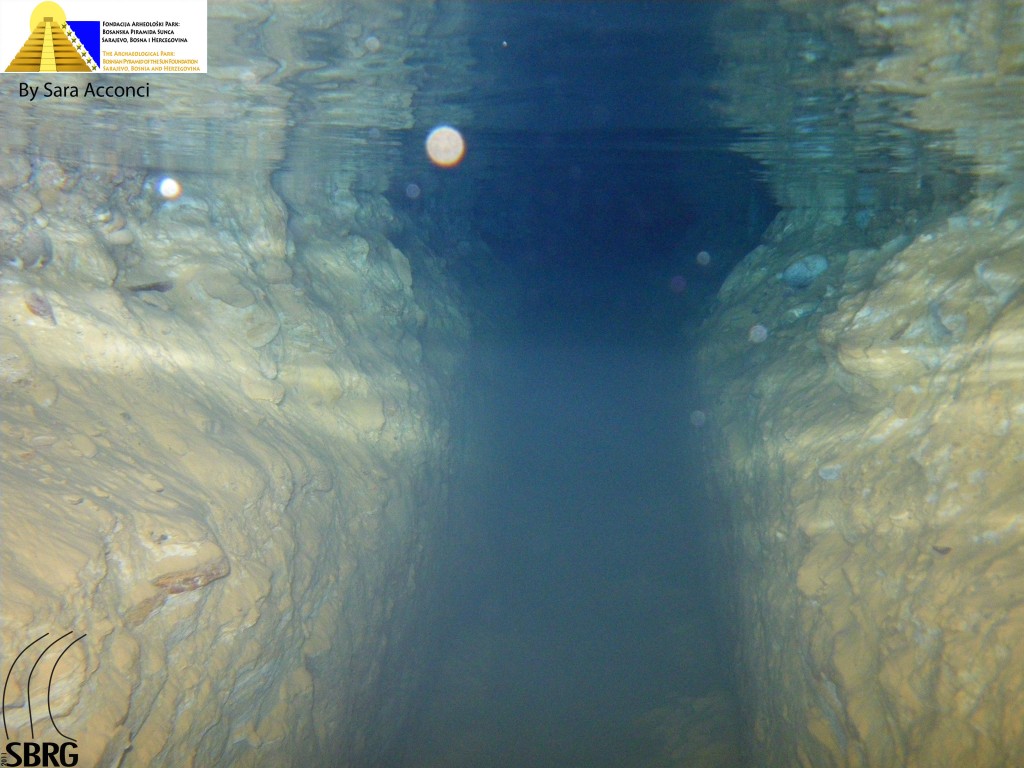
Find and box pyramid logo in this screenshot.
[0,0,207,76]
[5,3,96,72]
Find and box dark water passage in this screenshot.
[393,3,773,765]
[402,341,726,767]
[407,1,776,346]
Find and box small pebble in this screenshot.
[126,280,174,293]
[103,227,135,246]
[142,474,165,493]
[818,465,842,481]
[25,291,56,324]
[32,379,59,407]
[781,255,828,288]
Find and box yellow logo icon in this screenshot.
[5,2,94,72]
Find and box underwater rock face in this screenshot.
[702,2,1024,765]
[702,197,1024,768]
[0,3,468,767]
[0,157,463,767]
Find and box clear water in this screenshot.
[391,4,758,766]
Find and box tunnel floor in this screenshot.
[397,337,734,767]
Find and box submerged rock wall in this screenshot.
[701,2,1024,766]
[0,2,467,766]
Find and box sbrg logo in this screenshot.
[2,631,86,767]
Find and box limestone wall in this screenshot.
[0,2,468,766]
[700,2,1024,765]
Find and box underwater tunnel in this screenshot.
[0,2,1022,767]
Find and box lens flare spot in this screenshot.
[426,125,466,168]
[696,250,711,266]
[157,176,183,200]
[749,324,769,343]
[669,275,687,294]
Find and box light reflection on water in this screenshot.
[0,1,1020,201]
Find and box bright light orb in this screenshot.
[426,126,466,168]
[157,176,183,200]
